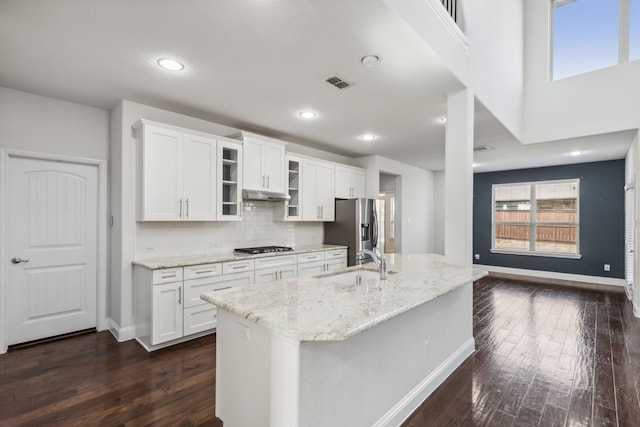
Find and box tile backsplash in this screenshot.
[136,201,324,259]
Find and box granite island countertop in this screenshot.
[132,244,347,270]
[201,253,488,342]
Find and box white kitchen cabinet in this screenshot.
[242,132,287,193]
[254,254,297,283]
[134,263,254,351]
[151,281,183,345]
[217,140,243,221]
[280,155,303,221]
[335,165,366,199]
[134,120,217,221]
[302,158,335,221]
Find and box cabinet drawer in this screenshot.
[184,276,235,308]
[184,263,222,280]
[184,305,217,336]
[222,259,255,274]
[325,249,347,260]
[152,267,183,285]
[297,251,324,264]
[254,254,297,270]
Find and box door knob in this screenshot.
[11,257,29,264]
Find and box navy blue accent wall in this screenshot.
[473,160,625,278]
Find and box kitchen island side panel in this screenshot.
[297,282,473,427]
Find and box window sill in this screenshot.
[490,249,582,260]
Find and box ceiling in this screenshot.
[0,0,633,171]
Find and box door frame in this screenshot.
[0,148,108,354]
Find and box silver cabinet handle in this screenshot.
[262,175,266,188]
[178,286,182,305]
[267,175,270,188]
[179,198,183,218]
[195,270,214,275]
[11,257,29,264]
[320,206,323,218]
[232,264,248,270]
[186,198,189,218]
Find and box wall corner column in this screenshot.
[444,89,474,267]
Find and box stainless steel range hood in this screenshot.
[242,189,291,202]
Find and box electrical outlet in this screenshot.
[604,264,611,272]
[474,254,480,260]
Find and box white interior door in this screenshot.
[7,156,98,345]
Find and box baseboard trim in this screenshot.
[373,337,475,427]
[108,318,135,342]
[476,265,626,292]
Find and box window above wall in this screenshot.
[551,0,639,80]
[492,179,581,258]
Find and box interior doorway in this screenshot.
[378,172,400,253]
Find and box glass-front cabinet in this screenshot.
[285,154,302,221]
[217,139,243,221]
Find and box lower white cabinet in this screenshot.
[134,264,254,351]
[134,247,347,351]
[254,254,298,284]
[151,281,183,345]
[297,248,347,276]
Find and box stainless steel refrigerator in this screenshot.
[324,198,378,266]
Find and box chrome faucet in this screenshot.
[358,248,387,280]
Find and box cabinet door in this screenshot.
[334,165,352,199]
[318,162,335,221]
[183,134,217,221]
[301,158,320,220]
[151,282,183,345]
[254,267,278,284]
[326,258,347,272]
[297,260,326,276]
[243,137,263,191]
[263,142,286,193]
[218,141,243,221]
[140,126,183,221]
[351,169,366,198]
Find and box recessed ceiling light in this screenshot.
[298,111,317,120]
[440,116,447,124]
[472,163,478,168]
[361,55,380,67]
[360,134,377,141]
[157,58,185,71]
[569,150,582,156]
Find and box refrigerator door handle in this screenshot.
[372,202,379,249]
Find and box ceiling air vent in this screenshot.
[473,145,492,152]
[325,76,351,89]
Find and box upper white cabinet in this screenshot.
[302,158,335,221]
[134,120,217,221]
[217,140,243,221]
[335,165,366,199]
[242,132,287,193]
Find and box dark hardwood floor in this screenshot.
[1,276,639,426]
[403,276,640,427]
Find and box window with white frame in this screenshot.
[492,179,580,258]
[551,0,639,80]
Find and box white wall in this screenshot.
[523,1,640,144]
[383,0,524,141]
[355,155,434,253]
[0,87,109,159]
[433,171,445,255]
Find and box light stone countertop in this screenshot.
[201,253,488,342]
[132,244,347,270]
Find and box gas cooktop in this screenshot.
[233,246,294,255]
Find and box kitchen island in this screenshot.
[201,254,487,427]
